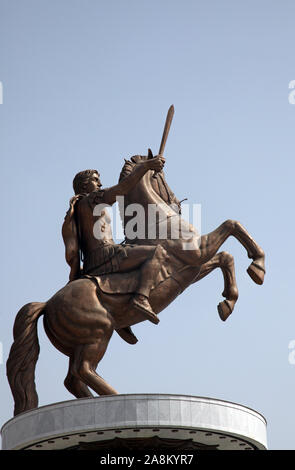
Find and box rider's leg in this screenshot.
[118,245,168,293]
[117,244,168,323]
[135,245,168,297]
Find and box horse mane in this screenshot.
[119,155,145,181]
[119,156,182,212]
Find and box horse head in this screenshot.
[118,155,182,244]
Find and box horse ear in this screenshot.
[148,148,153,159]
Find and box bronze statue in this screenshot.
[6,106,265,416]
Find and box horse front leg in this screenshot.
[197,220,265,285]
[196,251,239,321]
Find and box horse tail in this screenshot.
[6,302,46,416]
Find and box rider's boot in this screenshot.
[132,294,159,325]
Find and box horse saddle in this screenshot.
[82,265,171,345]
[83,263,170,295]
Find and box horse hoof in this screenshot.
[116,327,138,345]
[247,261,265,285]
[217,300,233,322]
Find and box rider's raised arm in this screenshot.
[103,155,165,205]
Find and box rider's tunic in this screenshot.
[77,190,129,275]
[83,242,128,275]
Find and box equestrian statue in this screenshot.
[6,106,265,416]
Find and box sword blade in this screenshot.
[158,104,174,156]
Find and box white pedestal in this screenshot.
[1,394,267,450]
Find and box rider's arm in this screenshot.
[66,239,80,282]
[103,155,165,205]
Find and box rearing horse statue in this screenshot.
[6,156,265,417]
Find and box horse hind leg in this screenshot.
[64,357,93,398]
[72,337,118,397]
[196,251,239,321]
[43,317,94,398]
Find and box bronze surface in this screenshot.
[6,107,265,416]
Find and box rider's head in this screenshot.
[73,170,102,194]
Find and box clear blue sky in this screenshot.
[1,0,295,450]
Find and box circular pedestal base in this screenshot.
[1,394,267,450]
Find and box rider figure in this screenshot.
[62,154,167,324]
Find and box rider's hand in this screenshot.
[146,155,166,172]
[67,195,81,216]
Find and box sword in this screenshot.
[152,104,174,178]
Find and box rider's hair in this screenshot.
[73,169,98,195]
